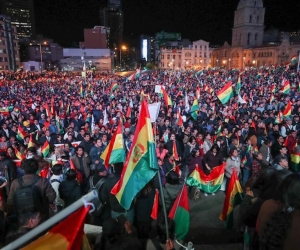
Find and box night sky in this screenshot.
[34,0,300,46]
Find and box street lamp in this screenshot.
[229,58,231,69]
[253,60,256,67]
[216,59,219,67]
[120,45,127,68]
[39,41,47,73]
[243,56,246,69]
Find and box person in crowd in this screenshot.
[101,162,134,223]
[162,171,182,212]
[156,141,168,162]
[58,169,82,208]
[225,148,241,190]
[258,138,273,164]
[259,173,300,250]
[203,132,213,154]
[50,164,64,211]
[7,158,56,222]
[251,153,270,179]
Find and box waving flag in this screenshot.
[282,80,290,94]
[290,153,300,172]
[187,163,225,194]
[41,140,50,157]
[21,206,89,250]
[217,82,233,104]
[110,82,118,92]
[150,189,159,220]
[161,87,173,106]
[283,101,292,117]
[168,184,190,240]
[111,99,159,210]
[15,148,25,161]
[172,141,180,161]
[100,122,125,169]
[219,170,243,229]
[190,99,199,120]
[17,125,27,141]
[28,134,35,148]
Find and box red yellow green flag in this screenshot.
[290,153,300,172]
[111,99,159,210]
[110,82,118,92]
[176,109,183,127]
[126,106,132,118]
[161,87,173,106]
[168,184,190,240]
[217,82,234,104]
[17,125,27,141]
[100,122,125,169]
[190,99,199,120]
[172,140,179,161]
[27,134,35,148]
[21,206,89,250]
[282,80,290,94]
[283,101,292,117]
[219,170,243,229]
[41,140,50,157]
[187,163,225,194]
[15,148,25,160]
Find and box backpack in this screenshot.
[13,175,43,215]
[88,176,106,216]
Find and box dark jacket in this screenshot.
[7,174,56,221]
[0,157,17,182]
[80,140,94,154]
[101,174,134,213]
[59,180,82,207]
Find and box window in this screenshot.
[178,63,181,68]
[204,52,207,58]
[195,53,197,57]
[200,45,202,49]
[224,50,227,57]
[185,52,191,57]
[195,45,197,49]
[249,15,252,23]
[167,55,170,59]
[247,33,251,45]
[173,55,175,59]
[179,55,181,59]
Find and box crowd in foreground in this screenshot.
[0,66,299,249]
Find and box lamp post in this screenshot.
[253,60,256,68]
[120,45,127,68]
[229,58,231,70]
[39,41,47,73]
[243,56,246,69]
[81,45,86,84]
[216,59,219,67]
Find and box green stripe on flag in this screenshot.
[174,206,190,240]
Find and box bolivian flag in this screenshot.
[219,170,243,229]
[274,112,282,124]
[187,163,225,194]
[283,101,292,117]
[110,82,118,92]
[100,122,125,169]
[236,76,241,94]
[21,206,89,250]
[290,153,300,172]
[168,184,190,240]
[15,148,25,160]
[41,140,50,157]
[282,80,290,94]
[161,87,173,106]
[17,125,27,141]
[111,99,159,210]
[27,134,35,148]
[290,55,298,65]
[217,82,233,104]
[190,99,199,120]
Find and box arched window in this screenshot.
[249,15,252,23]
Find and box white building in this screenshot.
[159,40,213,69]
[60,48,112,72]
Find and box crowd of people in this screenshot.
[0,65,299,249]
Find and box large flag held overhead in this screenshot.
[127,67,141,81]
[217,82,234,104]
[111,99,159,210]
[219,170,243,229]
[100,122,125,169]
[168,184,190,240]
[187,163,225,194]
[21,206,89,250]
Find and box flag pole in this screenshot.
[2,190,98,250]
[154,122,169,240]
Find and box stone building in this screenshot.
[212,0,300,69]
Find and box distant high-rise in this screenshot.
[99,0,123,49]
[0,0,36,41]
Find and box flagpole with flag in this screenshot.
[2,191,97,250]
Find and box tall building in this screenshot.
[212,0,300,69]
[140,35,155,62]
[0,15,20,70]
[99,0,123,48]
[0,0,36,41]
